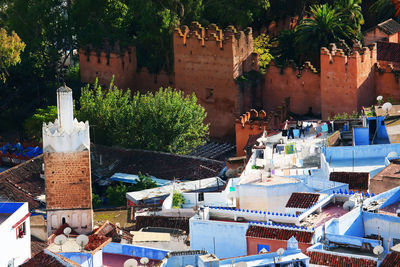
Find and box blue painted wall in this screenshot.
[102,243,168,260]
[353,128,369,146]
[368,117,389,143]
[190,218,249,259]
[325,143,400,161]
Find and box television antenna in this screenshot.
[54,234,67,252]
[140,257,149,266]
[63,227,72,238]
[76,234,89,252]
[123,259,138,267]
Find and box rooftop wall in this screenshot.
[320,44,377,119]
[263,62,320,116]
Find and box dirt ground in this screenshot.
[93,209,134,228]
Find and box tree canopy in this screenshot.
[77,78,209,154]
[0,28,25,81]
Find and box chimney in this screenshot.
[57,84,74,133]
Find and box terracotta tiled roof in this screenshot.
[0,155,43,209]
[31,235,48,257]
[84,234,111,251]
[94,220,133,243]
[381,252,400,267]
[377,19,400,35]
[329,172,369,190]
[377,42,400,63]
[53,223,79,236]
[20,251,67,267]
[246,225,313,243]
[91,144,225,180]
[134,216,189,232]
[306,251,377,267]
[285,192,320,209]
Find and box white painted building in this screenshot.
[0,202,31,267]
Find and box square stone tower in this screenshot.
[43,85,92,235]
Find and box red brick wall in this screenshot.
[376,64,400,102]
[246,237,311,254]
[364,28,389,45]
[173,23,254,140]
[320,45,377,120]
[263,62,320,115]
[44,151,92,210]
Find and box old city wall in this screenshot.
[174,22,255,140]
[263,62,321,116]
[375,63,400,101]
[79,47,174,93]
[44,151,92,210]
[320,44,377,120]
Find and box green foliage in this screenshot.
[202,0,270,29]
[253,34,273,70]
[335,0,364,32]
[328,111,359,120]
[275,29,298,66]
[77,78,209,154]
[128,172,158,191]
[106,183,127,206]
[23,106,57,141]
[370,0,399,23]
[295,4,357,66]
[0,28,25,81]
[92,193,102,209]
[172,192,185,208]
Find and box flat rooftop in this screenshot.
[302,202,349,228]
[379,201,400,216]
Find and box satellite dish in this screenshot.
[259,248,268,254]
[54,234,67,251]
[382,102,393,113]
[388,152,398,158]
[276,248,285,256]
[343,200,355,211]
[140,257,149,265]
[373,245,384,256]
[235,262,248,267]
[236,166,244,175]
[123,259,138,267]
[377,96,383,101]
[76,234,89,251]
[63,227,72,237]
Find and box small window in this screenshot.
[257,244,269,253]
[198,192,204,202]
[16,222,26,239]
[62,217,66,225]
[205,88,214,102]
[381,121,385,126]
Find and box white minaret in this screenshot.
[43,85,89,153]
[43,85,93,236]
[56,84,74,134]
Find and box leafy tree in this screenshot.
[335,0,364,32]
[128,172,158,191]
[92,193,102,209]
[23,106,58,141]
[0,28,25,81]
[295,4,355,66]
[106,183,127,206]
[275,29,298,66]
[370,0,399,23]
[172,191,186,208]
[253,34,273,71]
[202,0,270,29]
[78,78,209,154]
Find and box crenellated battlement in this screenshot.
[320,42,377,67]
[267,60,319,77]
[174,22,253,50]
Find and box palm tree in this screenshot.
[335,0,364,32]
[295,4,354,66]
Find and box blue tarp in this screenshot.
[110,173,171,186]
